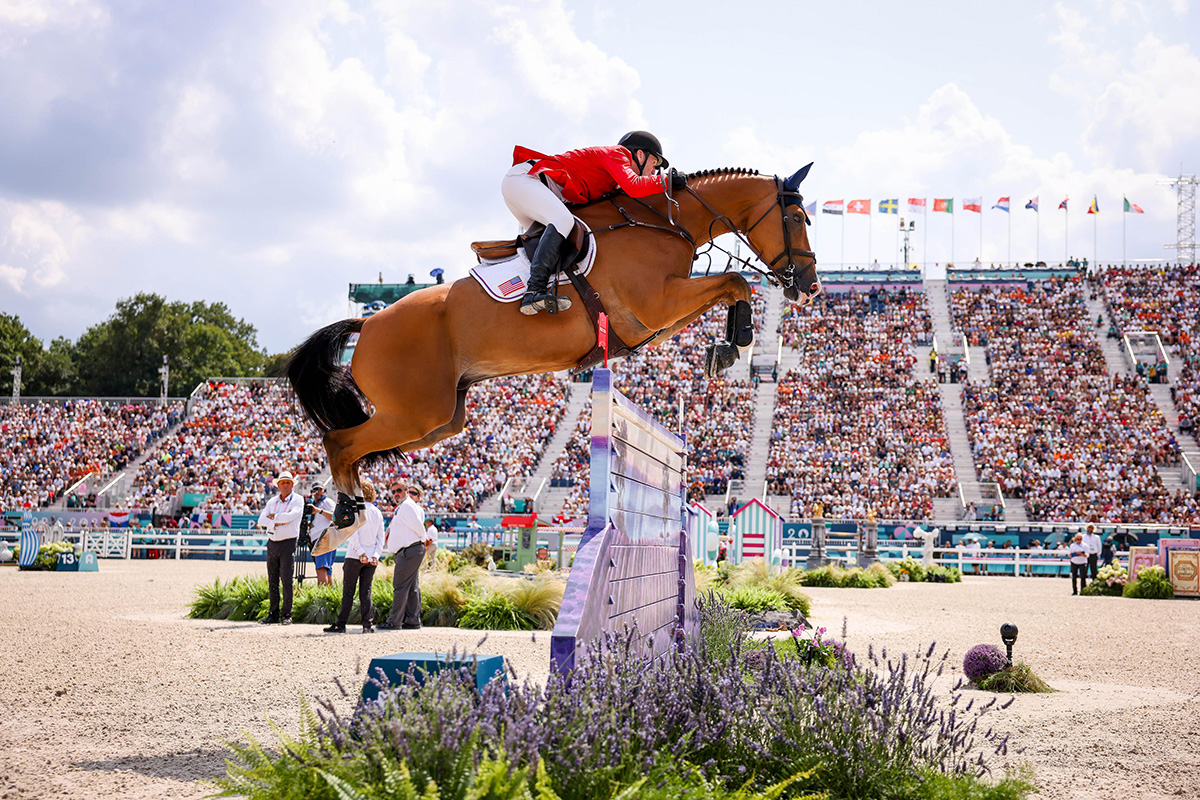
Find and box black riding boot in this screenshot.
[520,224,573,315]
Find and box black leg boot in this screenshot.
[520,224,573,315]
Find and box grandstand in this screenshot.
[5,262,1200,529]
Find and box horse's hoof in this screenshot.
[704,343,739,379]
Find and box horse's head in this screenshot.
[744,163,820,305]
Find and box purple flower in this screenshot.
[962,644,1009,683]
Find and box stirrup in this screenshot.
[520,292,573,316]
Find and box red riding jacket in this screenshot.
[513,145,668,205]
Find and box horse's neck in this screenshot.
[677,175,775,246]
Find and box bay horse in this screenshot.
[287,165,819,548]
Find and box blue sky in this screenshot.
[1,0,1197,353]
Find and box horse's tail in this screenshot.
[285,319,369,434]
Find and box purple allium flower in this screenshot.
[962,644,1009,683]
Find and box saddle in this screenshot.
[470,221,647,372]
[470,221,590,265]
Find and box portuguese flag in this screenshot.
[933,198,954,213]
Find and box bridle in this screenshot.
[591,173,818,299]
[682,177,818,299]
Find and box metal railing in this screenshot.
[778,542,1119,577]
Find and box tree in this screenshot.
[0,313,46,397]
[74,293,266,396]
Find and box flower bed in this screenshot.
[218,598,1033,800]
[189,568,566,630]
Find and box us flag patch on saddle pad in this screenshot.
[470,217,597,303]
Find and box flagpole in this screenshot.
[923,211,927,274]
[1064,204,1069,265]
[1007,210,1012,267]
[1093,208,1097,268]
[951,205,955,266]
[1036,208,1040,263]
[868,204,873,266]
[1123,197,1127,266]
[841,213,845,269]
[979,209,983,265]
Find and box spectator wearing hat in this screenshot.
[257,470,305,624]
[307,484,336,585]
[323,480,386,634]
[380,484,431,630]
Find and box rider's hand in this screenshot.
[669,168,688,192]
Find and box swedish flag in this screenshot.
[878,198,898,215]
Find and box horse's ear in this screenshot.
[783,162,813,192]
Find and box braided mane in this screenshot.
[685,167,761,180]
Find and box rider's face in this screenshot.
[636,151,660,176]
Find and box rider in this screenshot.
[502,130,688,315]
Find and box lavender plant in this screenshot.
[221,599,1029,800]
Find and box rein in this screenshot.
[582,176,814,293]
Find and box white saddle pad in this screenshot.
[470,218,597,303]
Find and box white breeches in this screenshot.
[500,162,575,236]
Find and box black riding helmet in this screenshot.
[618,130,668,171]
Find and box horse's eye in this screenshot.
[793,214,802,223]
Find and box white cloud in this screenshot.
[0,200,82,291]
[0,0,106,29]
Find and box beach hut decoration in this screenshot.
[730,498,783,564]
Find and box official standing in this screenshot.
[257,470,305,624]
[1068,533,1089,595]
[324,481,386,634]
[307,484,336,585]
[380,485,431,630]
[1081,524,1103,581]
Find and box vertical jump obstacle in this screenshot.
[550,368,697,674]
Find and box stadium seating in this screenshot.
[1,399,182,510]
[768,288,956,520]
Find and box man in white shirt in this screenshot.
[324,481,387,634]
[1068,533,1089,595]
[256,471,305,624]
[306,484,336,585]
[380,484,432,630]
[1081,524,1102,582]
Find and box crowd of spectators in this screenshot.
[122,381,324,513]
[551,290,769,520]
[1098,263,1200,445]
[951,276,1191,523]
[1,400,182,511]
[767,288,956,520]
[363,374,568,514]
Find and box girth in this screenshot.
[560,262,659,373]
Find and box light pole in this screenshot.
[159,355,169,406]
[900,218,916,269]
[10,355,21,402]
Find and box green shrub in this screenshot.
[887,556,926,583]
[457,594,537,630]
[27,541,76,570]
[226,575,270,621]
[190,578,231,619]
[801,564,893,589]
[722,584,790,613]
[292,583,344,625]
[1123,565,1174,599]
[449,542,492,572]
[926,564,962,583]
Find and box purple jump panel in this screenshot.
[550,368,697,674]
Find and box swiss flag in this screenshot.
[847,199,871,214]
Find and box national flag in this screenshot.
[933,198,954,213]
[993,197,1010,212]
[497,275,525,296]
[847,199,871,214]
[1124,197,1144,214]
[108,510,130,528]
[907,198,926,214]
[1059,197,1069,210]
[878,198,898,215]
[1026,197,1039,212]
[1087,197,1099,215]
[803,200,816,216]
[963,197,982,213]
[822,200,844,215]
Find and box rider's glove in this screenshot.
[669,168,688,192]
